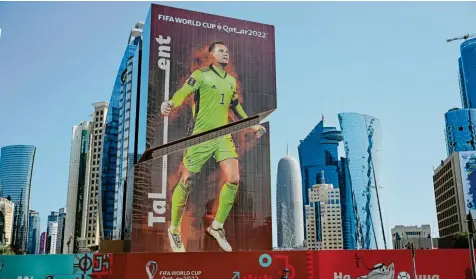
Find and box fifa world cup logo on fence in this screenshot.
[146,261,159,279]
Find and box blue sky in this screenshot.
[1,2,475,245]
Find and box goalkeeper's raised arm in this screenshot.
[160,70,202,116]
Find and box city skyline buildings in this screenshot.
[63,121,91,254]
[27,210,40,254]
[100,21,143,240]
[276,152,305,249]
[0,144,36,251]
[459,38,476,109]
[338,112,387,250]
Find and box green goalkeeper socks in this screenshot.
[170,182,192,233]
[215,182,239,224]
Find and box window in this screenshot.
[459,126,463,131]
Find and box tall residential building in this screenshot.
[101,22,143,240]
[305,172,343,250]
[55,207,66,254]
[63,121,91,254]
[0,197,14,245]
[391,225,435,249]
[460,38,476,108]
[45,211,58,253]
[47,221,58,254]
[0,145,36,251]
[444,108,476,156]
[338,113,387,249]
[433,151,476,238]
[27,210,40,254]
[276,152,304,249]
[39,231,46,254]
[83,102,109,249]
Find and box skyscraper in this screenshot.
[56,207,66,254]
[46,211,58,253]
[444,108,476,155]
[39,231,46,254]
[101,22,143,240]
[298,117,343,241]
[27,210,40,254]
[276,152,304,249]
[338,112,387,249]
[47,221,58,254]
[459,38,476,108]
[0,197,14,246]
[0,145,36,251]
[63,121,91,254]
[84,102,109,248]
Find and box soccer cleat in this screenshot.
[207,226,232,252]
[168,228,186,252]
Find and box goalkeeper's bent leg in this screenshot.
[170,181,192,234]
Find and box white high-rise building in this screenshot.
[305,172,343,250]
[63,121,91,253]
[48,221,58,254]
[276,152,305,249]
[0,198,14,246]
[82,102,108,249]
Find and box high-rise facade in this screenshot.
[63,121,91,253]
[459,38,476,108]
[39,231,46,254]
[47,221,58,254]
[0,145,36,251]
[56,207,66,254]
[0,197,14,246]
[338,113,387,249]
[46,211,58,253]
[444,108,476,155]
[83,102,109,248]
[276,154,304,249]
[433,151,476,238]
[298,118,343,240]
[27,210,40,254]
[101,22,143,240]
[305,172,343,250]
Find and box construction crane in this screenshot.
[447,33,476,43]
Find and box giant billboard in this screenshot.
[142,4,276,150]
[459,151,476,217]
[131,122,272,252]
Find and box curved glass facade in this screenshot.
[338,113,386,249]
[101,34,140,240]
[460,38,476,108]
[0,145,36,251]
[445,108,476,156]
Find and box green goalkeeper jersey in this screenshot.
[170,64,248,135]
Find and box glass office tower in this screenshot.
[445,108,476,156]
[0,145,36,251]
[27,210,40,254]
[460,38,476,108]
[101,22,142,240]
[338,113,386,249]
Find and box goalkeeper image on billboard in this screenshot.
[132,123,272,253]
[160,41,267,252]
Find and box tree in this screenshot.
[0,245,15,255]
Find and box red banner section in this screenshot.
[98,249,473,279]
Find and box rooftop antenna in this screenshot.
[286,142,289,156]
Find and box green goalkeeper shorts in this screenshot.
[183,134,238,173]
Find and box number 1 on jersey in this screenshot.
[220,93,225,104]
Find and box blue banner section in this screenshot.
[0,253,97,279]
